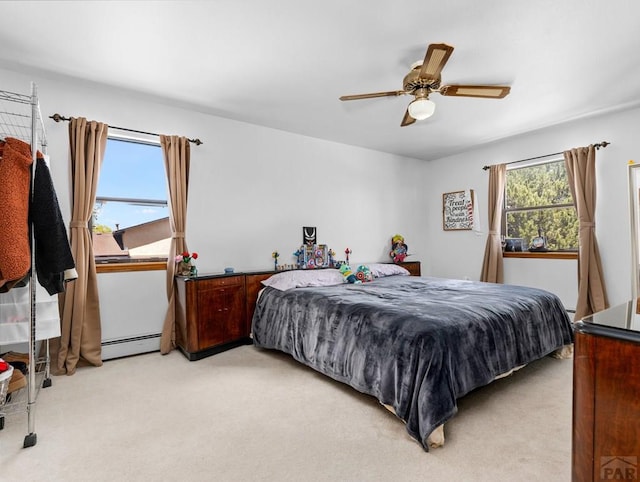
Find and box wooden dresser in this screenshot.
[572,300,640,482]
[175,261,421,361]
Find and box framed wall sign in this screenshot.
[443,190,474,231]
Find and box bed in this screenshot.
[251,265,574,450]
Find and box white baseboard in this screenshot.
[101,334,161,360]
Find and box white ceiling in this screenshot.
[1,0,638,161]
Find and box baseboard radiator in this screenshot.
[101,333,161,360]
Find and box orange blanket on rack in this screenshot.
[0,137,35,291]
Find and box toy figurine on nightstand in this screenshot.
[328,249,335,267]
[389,234,408,264]
[272,251,279,270]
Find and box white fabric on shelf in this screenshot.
[0,282,61,343]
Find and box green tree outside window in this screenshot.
[504,160,578,251]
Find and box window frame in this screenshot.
[93,134,169,273]
[501,158,578,260]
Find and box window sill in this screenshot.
[503,251,577,260]
[96,261,167,273]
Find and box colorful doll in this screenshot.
[389,234,408,263]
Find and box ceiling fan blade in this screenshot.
[419,43,454,80]
[401,109,416,127]
[339,90,407,101]
[441,85,511,98]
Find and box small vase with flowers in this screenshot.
[175,251,198,277]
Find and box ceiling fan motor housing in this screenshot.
[403,68,441,94]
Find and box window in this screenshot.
[93,137,169,264]
[503,159,578,251]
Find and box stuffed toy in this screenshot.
[339,263,360,284]
[389,234,408,263]
[355,264,373,283]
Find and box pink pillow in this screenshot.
[261,269,345,291]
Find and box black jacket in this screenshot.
[31,157,76,295]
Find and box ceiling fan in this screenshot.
[339,43,511,127]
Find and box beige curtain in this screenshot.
[160,135,190,354]
[54,118,108,375]
[564,145,608,320]
[480,164,507,283]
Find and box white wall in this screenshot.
[421,105,640,311]
[3,64,636,350]
[1,67,430,353]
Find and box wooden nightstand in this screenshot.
[175,274,250,361]
[397,261,421,276]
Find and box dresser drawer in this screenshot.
[195,275,244,290]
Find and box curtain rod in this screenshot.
[49,113,203,145]
[481,141,610,170]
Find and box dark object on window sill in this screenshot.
[504,238,525,252]
[529,228,549,252]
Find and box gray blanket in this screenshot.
[251,276,574,450]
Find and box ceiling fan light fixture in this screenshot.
[408,97,435,120]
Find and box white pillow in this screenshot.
[367,263,410,278]
[261,269,345,291]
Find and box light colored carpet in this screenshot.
[0,346,572,481]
